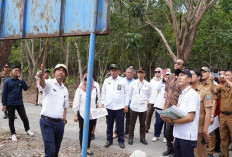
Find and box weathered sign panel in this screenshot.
[0,0,110,39]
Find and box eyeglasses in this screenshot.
[154,71,160,73]
[174,62,183,65]
[84,78,87,81]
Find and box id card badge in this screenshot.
[117,84,122,90]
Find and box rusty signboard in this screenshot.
[0,0,110,39]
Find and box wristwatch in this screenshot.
[211,115,215,118]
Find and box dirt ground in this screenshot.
[0,129,129,157]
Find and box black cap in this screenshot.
[175,69,192,78]
[45,69,50,73]
[13,65,21,71]
[109,64,119,70]
[137,67,145,72]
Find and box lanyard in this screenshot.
[138,81,144,95]
[177,87,192,107]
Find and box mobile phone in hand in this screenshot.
[201,138,207,145]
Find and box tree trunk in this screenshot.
[0,40,15,70]
[65,41,70,71]
[73,37,83,82]
[20,40,24,77]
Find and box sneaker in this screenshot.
[152,137,158,142]
[163,138,167,143]
[113,133,118,138]
[12,134,17,141]
[27,130,34,136]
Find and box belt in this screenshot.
[221,112,232,116]
[41,115,63,122]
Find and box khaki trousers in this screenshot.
[208,131,216,154]
[194,133,207,157]
[220,114,232,157]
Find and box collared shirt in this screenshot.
[125,77,135,85]
[165,74,181,108]
[126,79,152,112]
[153,82,166,109]
[40,79,69,119]
[149,77,163,104]
[215,85,232,112]
[101,76,128,110]
[173,86,200,141]
[196,84,213,133]
[1,77,28,106]
[94,81,101,104]
[73,87,97,120]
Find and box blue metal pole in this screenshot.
[82,0,98,157]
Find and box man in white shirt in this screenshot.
[162,69,200,157]
[101,64,128,149]
[127,67,152,145]
[38,64,69,157]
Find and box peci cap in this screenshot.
[52,64,68,76]
[200,67,210,72]
[175,69,192,78]
[109,64,119,70]
[137,67,145,73]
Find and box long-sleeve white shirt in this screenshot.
[73,87,97,119]
[101,76,128,110]
[126,79,152,112]
[149,78,163,104]
[153,82,166,109]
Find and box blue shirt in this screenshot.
[124,77,135,106]
[1,77,28,106]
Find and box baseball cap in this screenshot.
[4,64,9,67]
[200,67,210,72]
[45,69,50,73]
[52,64,68,76]
[175,69,192,78]
[137,67,145,73]
[109,64,119,70]
[166,68,171,75]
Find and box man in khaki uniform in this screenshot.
[210,69,232,157]
[200,66,217,156]
[191,69,212,157]
[0,64,12,119]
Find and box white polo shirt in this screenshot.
[73,87,97,119]
[40,79,69,119]
[126,79,152,112]
[173,86,200,141]
[101,76,128,110]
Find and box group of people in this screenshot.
[1,59,232,157]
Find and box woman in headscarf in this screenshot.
[73,74,98,155]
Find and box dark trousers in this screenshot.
[145,104,154,131]
[215,128,221,152]
[174,138,197,157]
[106,108,124,143]
[40,117,64,157]
[36,87,39,104]
[129,109,147,139]
[165,122,174,151]
[6,105,30,134]
[125,107,130,135]
[154,109,166,137]
[78,112,96,149]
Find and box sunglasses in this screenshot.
[154,71,160,73]
[174,62,183,65]
[84,78,87,81]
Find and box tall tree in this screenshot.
[0,40,15,70]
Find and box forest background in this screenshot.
[0,0,232,87]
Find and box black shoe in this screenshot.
[169,154,174,157]
[87,151,94,156]
[3,114,7,119]
[128,138,133,145]
[162,150,174,156]
[91,134,95,140]
[208,153,214,157]
[119,142,125,149]
[140,139,148,145]
[105,141,113,148]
